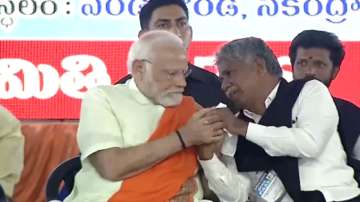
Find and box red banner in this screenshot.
[0,41,359,119]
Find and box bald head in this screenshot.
[127,30,188,107]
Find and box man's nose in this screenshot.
[221,79,230,92]
[169,26,181,37]
[303,65,317,77]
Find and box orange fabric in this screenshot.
[109,96,198,202]
[13,123,79,202]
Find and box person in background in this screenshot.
[0,105,24,201]
[289,29,360,184]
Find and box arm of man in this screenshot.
[212,80,339,158]
[0,106,24,198]
[79,88,224,182]
[197,125,250,202]
[199,154,251,202]
[241,80,338,158]
[89,133,184,181]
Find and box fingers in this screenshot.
[211,134,225,143]
[193,107,215,120]
[215,128,227,137]
[208,125,226,142]
[203,114,222,125]
[211,121,226,132]
[208,107,231,116]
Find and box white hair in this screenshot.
[126,30,183,73]
[126,40,146,73]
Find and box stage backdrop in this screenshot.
[1,0,359,119]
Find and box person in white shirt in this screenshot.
[198,37,360,202]
[289,29,360,184]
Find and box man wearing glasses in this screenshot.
[65,30,226,202]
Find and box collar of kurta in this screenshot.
[128,78,157,105]
[243,81,281,122]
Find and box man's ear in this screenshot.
[132,60,146,80]
[183,25,193,50]
[254,56,267,75]
[331,66,340,80]
[138,29,146,38]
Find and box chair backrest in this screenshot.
[14,123,79,202]
[45,156,82,201]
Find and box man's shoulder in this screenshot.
[84,84,131,101]
[0,105,18,123]
[188,64,221,84]
[279,78,321,98]
[0,105,20,135]
[291,79,329,97]
[334,97,360,113]
[288,78,325,90]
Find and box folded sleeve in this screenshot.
[246,80,339,158]
[199,154,251,202]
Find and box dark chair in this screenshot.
[46,156,82,201]
[0,185,8,202]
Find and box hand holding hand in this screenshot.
[197,135,224,160]
[207,108,248,136]
[179,108,226,147]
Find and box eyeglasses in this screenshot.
[139,59,192,80]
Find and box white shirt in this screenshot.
[200,80,360,202]
[65,79,204,202]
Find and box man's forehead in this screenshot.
[150,5,187,21]
[218,56,248,68]
[150,44,186,59]
[154,16,187,22]
[297,47,331,58]
[218,62,235,73]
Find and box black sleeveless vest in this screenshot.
[234,78,309,202]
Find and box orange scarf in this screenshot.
[109,96,198,202]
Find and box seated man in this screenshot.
[199,37,360,202]
[64,30,225,202]
[289,29,360,184]
[0,105,24,201]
